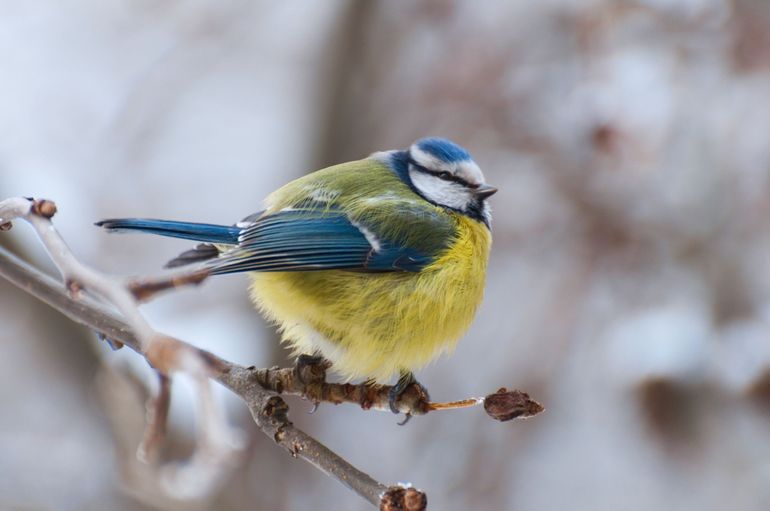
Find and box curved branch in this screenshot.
[0,241,391,507]
[0,197,399,507]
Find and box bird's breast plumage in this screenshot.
[248,214,491,383]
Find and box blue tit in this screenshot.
[98,137,496,410]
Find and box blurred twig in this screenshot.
[0,197,242,501]
[0,196,542,509]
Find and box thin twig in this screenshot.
[1,197,243,500]
[138,372,171,464]
[128,269,211,302]
[248,365,543,420]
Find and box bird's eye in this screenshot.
[437,171,452,180]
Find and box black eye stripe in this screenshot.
[407,158,477,188]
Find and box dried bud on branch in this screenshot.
[484,388,544,421]
[31,198,57,218]
[380,486,427,511]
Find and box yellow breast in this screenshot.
[248,215,491,383]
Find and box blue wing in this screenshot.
[208,209,434,274]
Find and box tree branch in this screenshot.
[0,197,543,509]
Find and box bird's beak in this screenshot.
[474,184,498,200]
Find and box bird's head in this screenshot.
[405,137,496,223]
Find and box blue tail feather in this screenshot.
[96,218,241,244]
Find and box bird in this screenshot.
[97,137,496,415]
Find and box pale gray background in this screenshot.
[2,1,770,510]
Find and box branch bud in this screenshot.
[484,388,544,421]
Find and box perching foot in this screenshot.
[294,354,331,413]
[294,354,330,385]
[389,371,429,425]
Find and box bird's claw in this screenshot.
[295,353,329,385]
[389,371,426,424]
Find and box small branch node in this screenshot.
[359,383,375,410]
[262,395,291,423]
[31,198,57,218]
[380,485,427,511]
[65,279,84,299]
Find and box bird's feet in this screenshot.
[389,371,430,425]
[294,354,331,385]
[294,354,331,414]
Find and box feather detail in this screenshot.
[164,243,220,268]
[95,218,240,244]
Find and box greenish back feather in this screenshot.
[263,159,456,259]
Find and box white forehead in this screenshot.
[409,144,485,186]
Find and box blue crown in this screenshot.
[414,137,472,164]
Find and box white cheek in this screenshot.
[409,170,474,211]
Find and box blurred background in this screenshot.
[2,0,770,509]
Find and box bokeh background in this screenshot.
[3,1,770,509]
